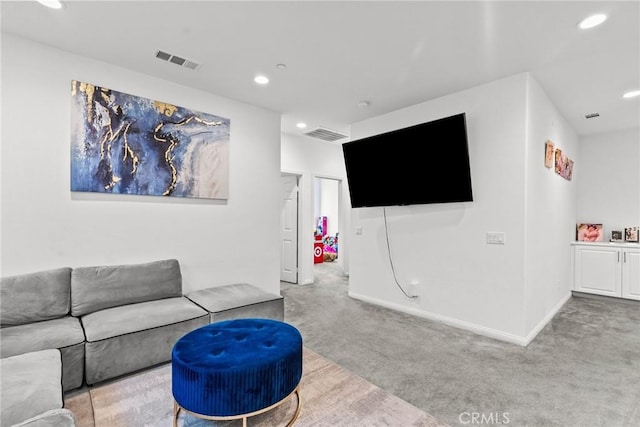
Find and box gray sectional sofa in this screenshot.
[1,259,209,389]
[0,258,284,426]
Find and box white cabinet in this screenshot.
[621,247,640,300]
[573,242,640,300]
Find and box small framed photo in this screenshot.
[554,149,563,175]
[624,227,639,243]
[544,140,554,168]
[610,230,623,242]
[576,223,603,242]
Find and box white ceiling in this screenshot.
[2,0,639,141]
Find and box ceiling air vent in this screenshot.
[155,50,200,71]
[303,127,349,142]
[585,113,600,119]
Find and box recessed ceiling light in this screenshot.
[622,90,640,99]
[357,101,371,108]
[296,122,307,129]
[578,13,607,29]
[276,64,287,70]
[254,75,269,85]
[37,0,64,9]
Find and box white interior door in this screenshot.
[280,175,298,283]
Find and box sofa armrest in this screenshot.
[11,409,76,427]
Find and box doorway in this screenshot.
[280,173,346,286]
[313,177,341,283]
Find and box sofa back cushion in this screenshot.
[1,268,72,327]
[71,259,182,316]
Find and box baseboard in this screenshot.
[571,291,639,305]
[522,292,572,346]
[348,291,529,346]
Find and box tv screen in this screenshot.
[342,113,473,208]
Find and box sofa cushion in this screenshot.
[71,259,182,316]
[85,316,208,385]
[187,283,283,313]
[186,283,284,322]
[81,297,208,342]
[0,316,85,358]
[0,267,72,327]
[0,349,64,427]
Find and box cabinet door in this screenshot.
[621,248,640,300]
[574,246,621,297]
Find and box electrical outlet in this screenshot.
[486,232,506,244]
[408,280,419,297]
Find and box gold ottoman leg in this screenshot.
[173,400,180,427]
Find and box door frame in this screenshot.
[281,172,302,284]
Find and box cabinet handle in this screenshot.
[624,252,627,263]
[618,252,620,263]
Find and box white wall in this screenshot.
[348,73,531,343]
[576,127,640,237]
[0,35,283,295]
[281,133,349,283]
[319,178,340,236]
[523,75,578,337]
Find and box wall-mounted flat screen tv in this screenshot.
[342,112,473,208]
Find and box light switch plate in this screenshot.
[486,231,506,244]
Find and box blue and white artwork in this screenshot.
[70,80,230,199]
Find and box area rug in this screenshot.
[65,347,447,426]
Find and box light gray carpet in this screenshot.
[281,261,640,427]
[64,347,447,427]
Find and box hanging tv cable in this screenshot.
[383,207,418,299]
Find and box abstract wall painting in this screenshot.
[70,80,230,199]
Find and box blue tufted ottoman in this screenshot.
[171,318,303,427]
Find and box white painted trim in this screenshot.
[348,290,572,347]
[522,292,572,346]
[348,291,529,346]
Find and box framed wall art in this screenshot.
[554,149,563,175]
[554,148,574,181]
[544,140,554,168]
[71,80,230,200]
[610,230,623,242]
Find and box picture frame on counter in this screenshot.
[624,227,639,243]
[610,230,623,242]
[576,223,603,242]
